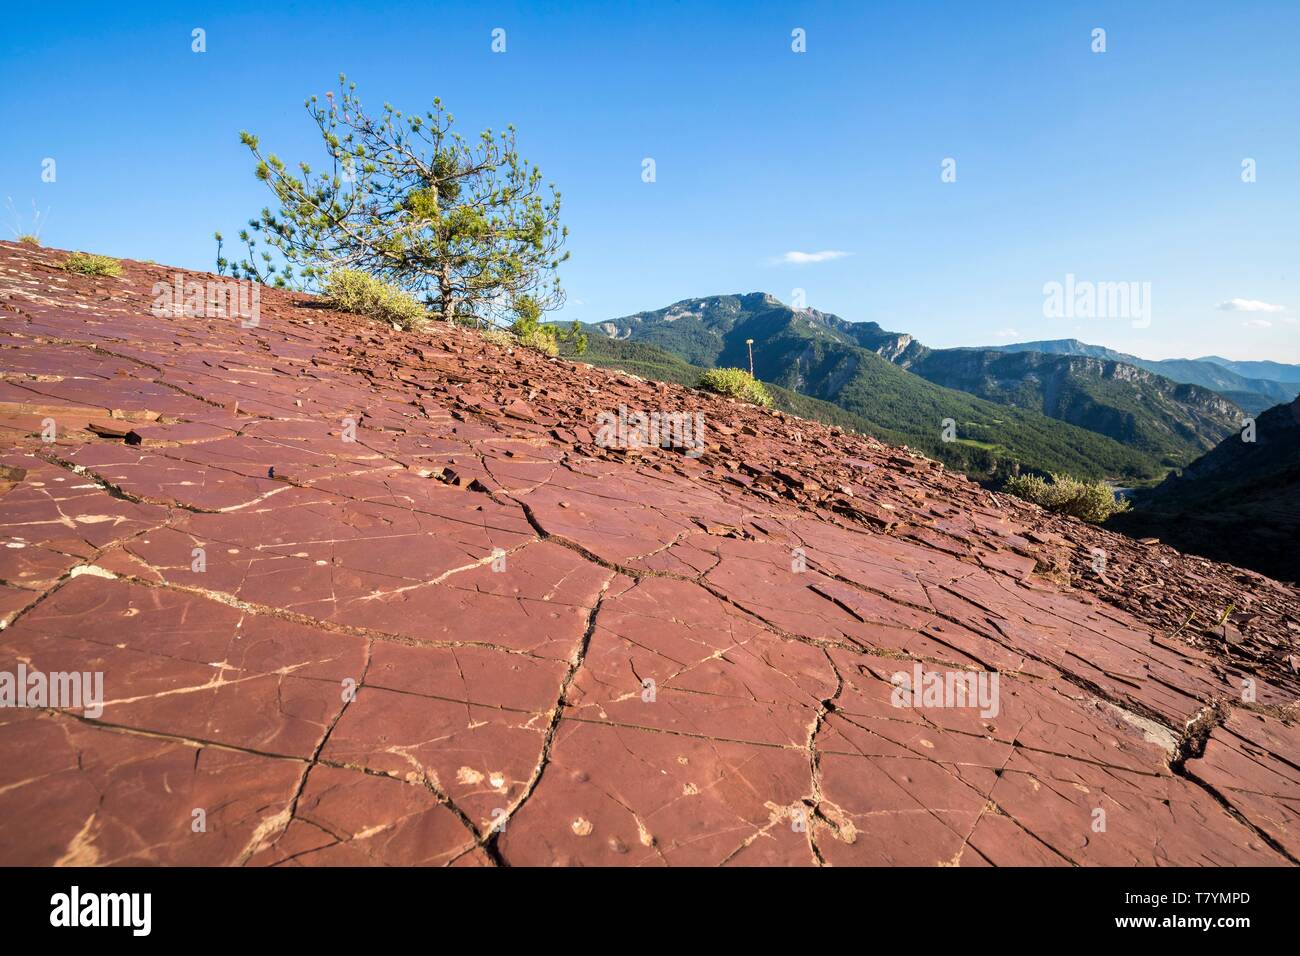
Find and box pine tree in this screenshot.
[227,75,568,328]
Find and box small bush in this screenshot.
[699,367,773,408]
[509,298,585,357]
[1003,472,1130,523]
[17,235,40,247]
[480,327,516,348]
[324,269,427,330]
[62,252,122,277]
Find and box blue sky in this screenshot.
[2,1,1297,361]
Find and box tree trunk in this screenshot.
[439,268,456,323]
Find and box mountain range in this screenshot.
[587,295,1155,480]
[583,294,1299,484]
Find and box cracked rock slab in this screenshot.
[0,241,1297,867]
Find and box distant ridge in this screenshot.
[986,339,1298,413]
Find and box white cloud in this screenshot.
[778,250,850,265]
[1241,318,1273,328]
[1216,298,1286,313]
[994,328,1019,339]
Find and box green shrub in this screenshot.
[518,326,559,356]
[17,235,40,247]
[1003,472,1131,523]
[324,269,427,330]
[62,252,122,277]
[699,367,773,408]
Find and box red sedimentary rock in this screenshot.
[0,241,1296,867]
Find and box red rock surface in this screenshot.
[0,240,1296,866]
